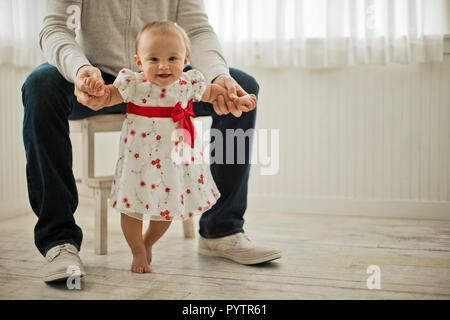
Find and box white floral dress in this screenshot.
[109,68,221,221]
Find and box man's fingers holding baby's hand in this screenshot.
[228,100,242,118]
[216,95,230,115]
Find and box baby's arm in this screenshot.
[202,84,257,111]
[103,84,124,107]
[85,75,124,107]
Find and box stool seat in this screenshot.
[69,114,195,255]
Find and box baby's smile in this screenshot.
[157,73,171,79]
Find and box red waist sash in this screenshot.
[126,99,196,148]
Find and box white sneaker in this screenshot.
[43,243,86,283]
[198,232,281,265]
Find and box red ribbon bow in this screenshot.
[171,99,196,148]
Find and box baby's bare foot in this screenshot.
[143,235,153,265]
[131,251,150,273]
[145,245,152,265]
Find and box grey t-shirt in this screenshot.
[39,0,230,83]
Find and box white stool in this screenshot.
[69,114,195,255]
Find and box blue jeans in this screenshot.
[22,63,259,256]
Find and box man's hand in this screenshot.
[74,65,109,111]
[212,75,257,117]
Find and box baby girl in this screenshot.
[85,21,256,273]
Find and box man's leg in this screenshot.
[190,67,281,264]
[22,63,125,257]
[22,63,83,256]
[191,67,259,238]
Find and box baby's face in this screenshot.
[134,29,188,87]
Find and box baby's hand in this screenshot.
[84,76,105,96]
[235,94,257,113]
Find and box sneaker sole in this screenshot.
[198,247,281,265]
[43,271,86,283]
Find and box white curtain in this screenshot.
[0,0,46,67]
[204,0,449,68]
[0,0,447,69]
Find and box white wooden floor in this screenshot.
[0,200,449,299]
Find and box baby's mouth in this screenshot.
[157,74,171,79]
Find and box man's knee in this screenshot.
[22,63,67,101]
[22,63,71,119]
[229,68,260,97]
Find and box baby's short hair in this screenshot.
[135,21,191,57]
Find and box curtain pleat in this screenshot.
[0,0,446,69]
[204,0,447,68]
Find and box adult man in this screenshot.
[22,0,281,282]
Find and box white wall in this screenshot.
[2,46,450,220]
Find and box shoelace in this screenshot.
[230,233,251,246]
[47,244,78,261]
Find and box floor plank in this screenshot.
[0,200,449,299]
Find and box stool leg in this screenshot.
[182,218,195,238]
[94,188,108,254]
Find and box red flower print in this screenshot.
[113,200,117,208]
[145,204,149,210]
[126,203,131,208]
[191,156,195,162]
[130,130,136,135]
[126,79,130,82]
[198,206,202,211]
[200,174,204,178]
[207,201,211,205]
[151,160,156,165]
[142,98,147,104]
[121,70,126,73]
[142,79,147,82]
[151,184,156,189]
[156,158,160,163]
[160,211,165,217]
[156,164,161,169]
[124,137,127,143]
[165,215,170,220]
[113,179,116,184]
[186,189,191,194]
[189,212,193,217]
[156,135,161,140]
[123,197,128,203]
[185,163,189,166]
[162,88,166,93]
[179,79,187,85]
[141,132,147,138]
[191,80,197,85]
[165,187,170,192]
[160,94,165,98]
[134,153,139,159]
[140,181,146,187]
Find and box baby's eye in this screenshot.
[150,57,158,62]
[169,56,177,61]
